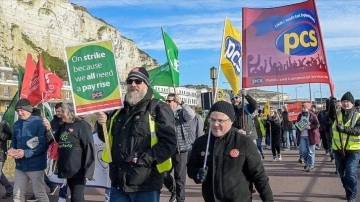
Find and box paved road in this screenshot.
[1,147,357,201]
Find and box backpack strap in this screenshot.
[147,99,160,118]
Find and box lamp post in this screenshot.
[210,66,218,103]
[295,86,302,101]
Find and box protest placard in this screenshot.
[65,40,122,115]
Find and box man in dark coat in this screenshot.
[187,101,273,202]
[97,67,177,201]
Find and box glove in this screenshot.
[336,124,346,133]
[195,167,208,184]
[135,153,154,167]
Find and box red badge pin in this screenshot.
[230,149,240,158]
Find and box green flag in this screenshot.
[2,91,19,133]
[161,29,179,86]
[149,62,177,86]
[36,102,53,122]
[2,67,24,132]
[151,87,165,101]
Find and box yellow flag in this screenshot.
[216,88,230,101]
[263,100,270,117]
[220,18,241,95]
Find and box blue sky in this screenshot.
[70,0,360,100]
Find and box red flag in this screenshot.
[43,69,63,101]
[38,55,46,93]
[21,54,63,105]
[21,53,42,105]
[285,102,302,121]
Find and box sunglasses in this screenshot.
[231,97,240,100]
[126,78,143,85]
[166,100,174,103]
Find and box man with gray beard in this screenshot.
[96,67,177,202]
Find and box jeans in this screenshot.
[265,132,271,146]
[334,150,360,200]
[67,177,86,202]
[290,129,297,147]
[256,137,264,154]
[110,187,160,202]
[300,136,315,168]
[284,129,297,149]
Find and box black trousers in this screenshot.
[163,151,188,202]
[67,177,86,202]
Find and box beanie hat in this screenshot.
[15,98,33,113]
[209,101,235,122]
[355,99,360,107]
[127,67,150,86]
[341,91,354,104]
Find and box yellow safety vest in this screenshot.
[332,111,360,151]
[257,117,266,137]
[102,110,172,173]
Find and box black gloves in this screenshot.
[195,167,208,184]
[336,124,346,133]
[129,153,154,167]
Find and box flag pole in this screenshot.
[203,17,227,169]
[312,0,334,96]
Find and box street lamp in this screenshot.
[210,66,218,102]
[295,86,302,101]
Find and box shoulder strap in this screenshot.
[350,111,359,128]
[147,99,160,118]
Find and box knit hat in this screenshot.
[209,101,235,122]
[127,67,150,86]
[341,91,354,104]
[15,98,33,113]
[355,99,360,107]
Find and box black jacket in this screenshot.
[187,128,273,202]
[97,88,177,192]
[51,115,63,133]
[56,119,95,179]
[0,122,12,162]
[232,95,258,140]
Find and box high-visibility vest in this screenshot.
[101,110,120,163]
[149,115,172,173]
[101,110,172,173]
[257,117,266,137]
[332,111,360,151]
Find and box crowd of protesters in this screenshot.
[0,66,358,201]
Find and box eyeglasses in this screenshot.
[126,79,143,85]
[231,97,239,100]
[208,118,230,124]
[166,100,174,103]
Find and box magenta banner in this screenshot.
[242,0,332,91]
